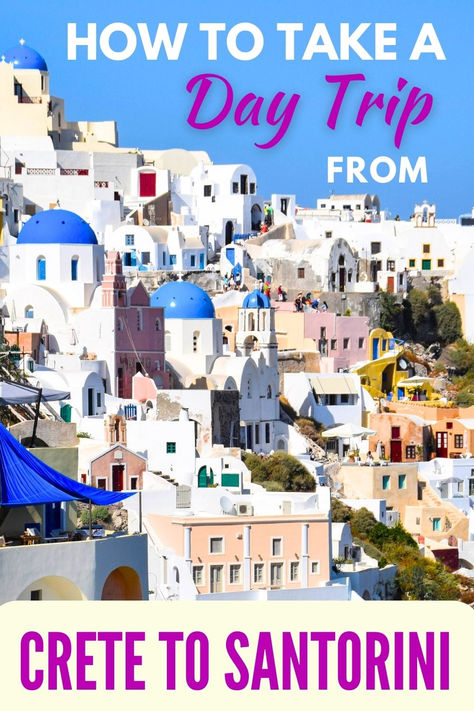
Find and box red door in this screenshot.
[436,432,448,458]
[387,276,395,293]
[139,172,156,197]
[390,440,402,462]
[112,464,124,491]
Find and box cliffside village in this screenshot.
[1,41,474,604]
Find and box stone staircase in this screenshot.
[419,473,468,538]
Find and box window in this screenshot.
[358,337,364,349]
[320,203,326,208]
[409,259,416,268]
[416,517,420,526]
[155,319,161,331]
[162,252,167,266]
[265,423,270,444]
[190,255,196,267]
[325,231,332,239]
[203,185,212,197]
[130,477,138,491]
[254,563,264,584]
[290,561,299,582]
[382,475,390,490]
[340,394,349,404]
[270,562,283,587]
[297,267,305,279]
[96,392,102,408]
[30,590,42,601]
[331,339,337,350]
[117,318,123,332]
[391,426,401,439]
[371,242,381,255]
[193,331,200,353]
[398,474,407,489]
[125,234,134,246]
[232,182,239,194]
[229,564,241,584]
[267,385,272,399]
[166,442,176,454]
[210,537,224,554]
[343,338,350,349]
[406,445,416,459]
[387,260,395,271]
[142,252,150,265]
[311,561,319,574]
[14,209,19,223]
[423,244,430,254]
[193,565,204,586]
[97,478,107,490]
[454,435,464,448]
[422,259,432,270]
[25,305,34,318]
[446,422,453,430]
[250,182,256,194]
[328,394,337,405]
[255,424,260,445]
[320,327,326,339]
[36,257,46,281]
[137,311,142,331]
[435,258,445,269]
[169,255,177,266]
[432,518,441,532]
[272,538,282,556]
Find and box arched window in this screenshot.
[248,313,255,331]
[261,311,267,330]
[338,254,345,266]
[36,257,46,281]
[25,305,34,318]
[155,319,161,331]
[267,384,272,399]
[193,331,200,353]
[247,378,253,399]
[71,256,79,281]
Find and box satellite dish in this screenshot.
[398,358,407,370]
[220,496,235,514]
[333,482,342,490]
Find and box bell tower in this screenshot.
[101,251,127,307]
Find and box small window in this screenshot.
[423,244,430,254]
[343,338,350,349]
[320,327,326,339]
[166,442,176,454]
[265,423,270,444]
[320,203,326,208]
[250,183,256,194]
[406,445,416,459]
[36,257,46,281]
[331,339,337,350]
[142,252,150,265]
[454,435,464,448]
[25,305,34,318]
[130,477,138,491]
[310,561,319,574]
[254,563,264,583]
[340,394,349,404]
[190,255,196,267]
[432,518,441,532]
[232,182,239,194]
[358,337,364,349]
[272,538,282,556]
[137,311,142,331]
[210,537,223,554]
[203,185,212,197]
[416,517,421,526]
[446,422,453,430]
[193,565,204,586]
[409,259,416,268]
[125,234,134,246]
[97,478,107,490]
[437,259,444,268]
[391,426,401,439]
[30,590,42,601]
[387,260,395,271]
[325,231,332,239]
[297,267,305,279]
[169,255,177,266]
[382,475,390,490]
[96,392,102,408]
[371,242,381,255]
[155,319,161,331]
[229,564,241,584]
[290,561,299,582]
[328,394,337,405]
[398,474,407,490]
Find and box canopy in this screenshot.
[0,422,134,507]
[0,381,70,405]
[311,375,358,396]
[321,423,377,439]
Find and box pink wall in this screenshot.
[91,445,146,490]
[304,312,369,370]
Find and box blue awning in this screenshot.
[0,423,135,507]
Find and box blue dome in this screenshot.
[17,210,98,245]
[242,289,271,309]
[4,44,48,71]
[150,281,215,319]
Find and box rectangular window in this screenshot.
[343,338,350,349]
[409,259,416,268]
[130,477,138,490]
[169,254,177,266]
[432,518,441,532]
[30,590,42,601]
[421,259,432,270]
[398,474,407,490]
[340,394,349,404]
[210,537,224,554]
[454,435,464,448]
[328,394,337,405]
[125,234,134,246]
[203,185,212,197]
[97,478,107,490]
[142,252,150,265]
[423,244,430,254]
[320,327,326,339]
[331,339,337,350]
[290,561,299,582]
[406,445,416,459]
[270,562,283,587]
[358,337,364,349]
[297,267,305,278]
[325,231,332,239]
[255,423,260,445]
[265,423,270,444]
[193,565,204,586]
[166,442,176,454]
[229,564,241,584]
[272,538,282,556]
[254,563,264,584]
[311,561,319,574]
[371,242,381,255]
[437,259,444,267]
[387,260,395,271]
[96,392,101,408]
[190,255,196,267]
[382,475,390,490]
[232,182,239,194]
[391,426,401,439]
[250,182,256,194]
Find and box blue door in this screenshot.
[226,248,235,266]
[199,253,204,269]
[372,338,379,360]
[44,502,62,537]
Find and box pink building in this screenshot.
[89,443,147,491]
[303,312,369,372]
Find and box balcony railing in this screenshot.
[94,180,109,188]
[60,168,89,176]
[17,95,43,104]
[26,168,56,176]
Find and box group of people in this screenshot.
[294,293,328,313]
[257,279,272,299]
[222,272,242,291]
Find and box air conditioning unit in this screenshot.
[237,504,254,516]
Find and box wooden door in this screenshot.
[436,432,448,457]
[390,440,402,462]
[210,565,223,593]
[387,276,395,293]
[112,464,124,491]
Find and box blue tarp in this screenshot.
[0,423,135,507]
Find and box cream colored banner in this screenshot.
[0,601,471,708]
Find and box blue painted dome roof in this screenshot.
[4,44,48,71]
[150,281,215,319]
[242,289,271,309]
[17,210,98,245]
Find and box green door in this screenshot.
[198,466,207,488]
[422,259,432,270]
[60,404,72,422]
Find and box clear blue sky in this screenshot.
[2,0,473,217]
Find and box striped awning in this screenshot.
[310,375,358,396]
